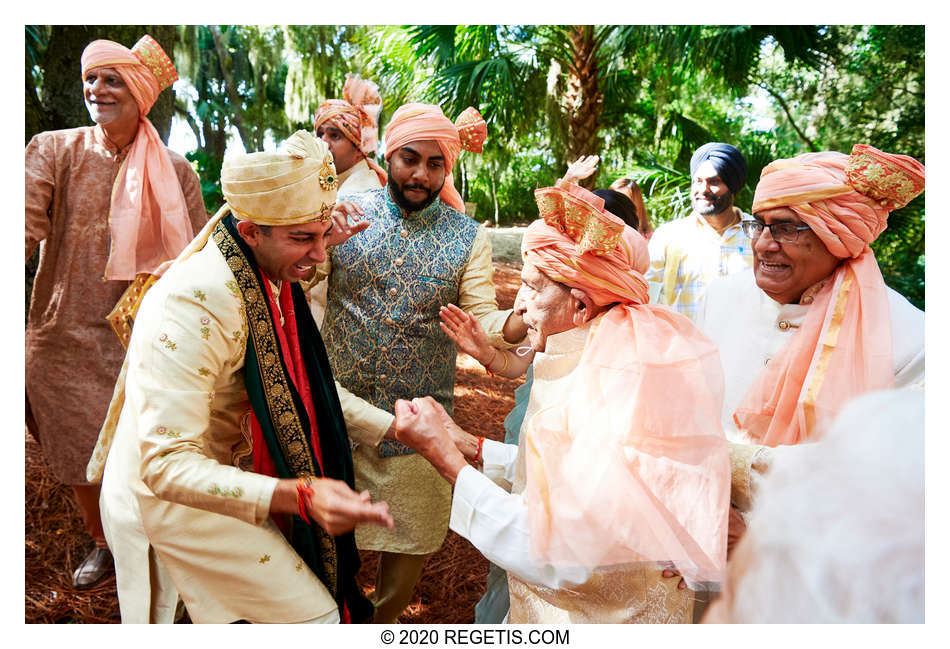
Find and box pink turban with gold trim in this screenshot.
[522,181,650,306]
[736,144,925,446]
[518,181,731,588]
[81,35,193,280]
[384,103,487,212]
[752,144,925,259]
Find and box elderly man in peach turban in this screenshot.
[308,102,529,622]
[394,181,731,623]
[89,131,398,623]
[25,34,208,589]
[699,144,925,520]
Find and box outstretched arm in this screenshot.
[393,397,469,485]
[270,477,393,536]
[440,304,534,379]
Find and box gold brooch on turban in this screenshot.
[221,130,338,225]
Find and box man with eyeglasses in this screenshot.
[646,142,753,322]
[698,145,924,519]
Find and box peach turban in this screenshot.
[159,130,339,285]
[313,74,387,186]
[735,144,925,446]
[383,103,486,212]
[81,35,193,281]
[751,144,925,259]
[523,181,650,306]
[520,182,730,588]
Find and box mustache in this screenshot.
[403,184,430,192]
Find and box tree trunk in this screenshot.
[25,63,51,144]
[561,26,603,189]
[489,162,500,227]
[176,102,203,148]
[209,26,253,152]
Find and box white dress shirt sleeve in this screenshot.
[450,464,591,590]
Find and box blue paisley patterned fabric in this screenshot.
[323,187,479,457]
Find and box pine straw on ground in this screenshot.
[25,261,524,624]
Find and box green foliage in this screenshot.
[464,148,560,224]
[871,196,925,309]
[24,24,924,305]
[186,149,224,212]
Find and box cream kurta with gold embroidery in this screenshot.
[95,233,391,624]
[450,318,694,623]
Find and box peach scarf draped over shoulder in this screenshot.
[81,37,193,280]
[734,144,925,446]
[520,183,730,587]
[383,103,486,212]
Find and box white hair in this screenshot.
[729,389,924,623]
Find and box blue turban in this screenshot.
[690,142,747,196]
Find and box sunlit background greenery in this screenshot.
[25,25,924,307]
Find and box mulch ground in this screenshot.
[24,261,524,624]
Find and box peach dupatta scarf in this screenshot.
[81,37,193,280]
[734,145,925,446]
[520,187,730,587]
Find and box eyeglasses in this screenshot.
[742,220,812,243]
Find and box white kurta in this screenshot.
[700,268,925,441]
[94,232,391,623]
[451,320,592,588]
[699,268,924,513]
[451,444,593,590]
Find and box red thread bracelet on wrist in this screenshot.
[296,477,314,524]
[474,436,486,465]
[483,348,498,376]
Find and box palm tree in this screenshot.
[398,25,831,189]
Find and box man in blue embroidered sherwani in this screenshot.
[311,103,528,622]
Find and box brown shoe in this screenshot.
[72,547,114,589]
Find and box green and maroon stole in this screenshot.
[213,215,373,623]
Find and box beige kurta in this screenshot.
[25,125,207,484]
[91,229,391,623]
[308,158,386,327]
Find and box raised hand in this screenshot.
[325,200,371,247]
[561,154,600,185]
[440,303,492,364]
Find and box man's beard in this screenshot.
[388,175,443,212]
[691,190,734,217]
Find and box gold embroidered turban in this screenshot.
[221,130,338,225]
